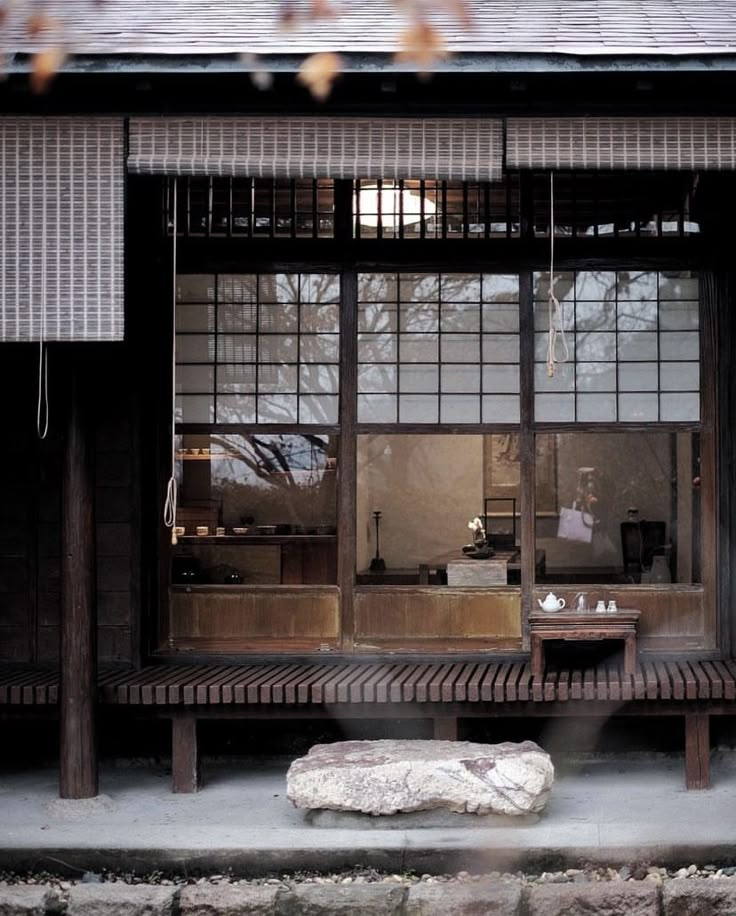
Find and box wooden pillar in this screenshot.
[685,713,710,790]
[60,365,98,799]
[172,716,200,793]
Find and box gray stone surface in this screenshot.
[45,794,116,817]
[279,884,405,915]
[66,883,176,916]
[528,881,660,916]
[405,880,522,914]
[305,809,539,829]
[0,885,52,915]
[287,740,554,816]
[179,883,279,915]
[663,878,736,915]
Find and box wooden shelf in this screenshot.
[177,534,336,545]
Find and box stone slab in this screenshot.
[663,878,736,915]
[304,809,540,829]
[527,881,659,916]
[179,883,279,915]
[405,880,522,915]
[279,884,405,915]
[66,883,176,916]
[287,740,554,817]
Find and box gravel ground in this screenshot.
[2,863,736,889]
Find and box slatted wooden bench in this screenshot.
[3,659,735,793]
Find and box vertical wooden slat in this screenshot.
[60,364,98,800]
[519,269,535,649]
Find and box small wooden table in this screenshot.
[529,609,640,676]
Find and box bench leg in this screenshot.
[530,634,544,677]
[685,713,710,790]
[433,717,458,741]
[172,715,200,793]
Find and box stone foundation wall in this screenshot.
[4,877,736,915]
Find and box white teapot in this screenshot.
[538,592,566,612]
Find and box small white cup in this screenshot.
[173,526,185,537]
[607,600,618,613]
[196,526,209,536]
[215,527,225,537]
[595,600,607,613]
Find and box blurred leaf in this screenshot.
[395,21,447,69]
[297,51,343,101]
[309,0,337,17]
[26,12,56,37]
[30,47,67,93]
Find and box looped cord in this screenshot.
[163,179,178,543]
[546,171,569,378]
[36,340,49,439]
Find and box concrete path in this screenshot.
[1,751,736,875]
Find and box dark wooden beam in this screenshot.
[60,362,98,799]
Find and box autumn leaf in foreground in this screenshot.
[31,47,67,93]
[297,52,343,100]
[395,21,447,70]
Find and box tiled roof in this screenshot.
[2,0,736,58]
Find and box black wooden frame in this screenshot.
[133,170,726,662]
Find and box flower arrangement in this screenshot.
[468,516,486,544]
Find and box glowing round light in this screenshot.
[357,184,436,229]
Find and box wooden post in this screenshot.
[60,365,98,799]
[172,715,200,792]
[685,713,710,790]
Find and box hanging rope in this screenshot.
[37,129,49,440]
[546,171,569,378]
[163,179,178,543]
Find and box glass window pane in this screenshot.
[400,304,439,333]
[299,395,339,424]
[483,303,520,332]
[176,275,215,302]
[577,332,616,362]
[358,394,397,423]
[442,365,480,393]
[618,393,659,421]
[259,335,298,364]
[177,304,215,332]
[660,393,699,421]
[300,274,340,303]
[301,304,339,333]
[482,395,520,423]
[659,301,699,331]
[575,300,616,332]
[300,364,340,395]
[534,363,574,393]
[399,274,440,302]
[218,302,258,332]
[258,364,298,393]
[536,431,700,586]
[300,334,339,364]
[401,334,439,363]
[177,335,215,363]
[484,364,521,394]
[359,365,397,393]
[217,364,256,393]
[215,394,256,424]
[535,393,575,422]
[618,363,658,392]
[483,334,520,363]
[399,394,438,423]
[356,433,519,587]
[660,363,700,392]
[481,274,519,302]
[617,299,657,331]
[617,271,657,301]
[440,395,480,423]
[176,395,213,423]
[359,333,397,363]
[576,362,616,392]
[258,274,300,303]
[218,275,257,303]
[575,271,616,301]
[359,303,397,333]
[216,334,257,363]
[259,303,298,333]
[172,434,337,585]
[400,365,438,393]
[177,365,214,393]
[441,274,481,302]
[577,393,617,422]
[660,331,699,361]
[441,303,481,332]
[441,334,479,363]
[258,394,299,423]
[617,331,658,362]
